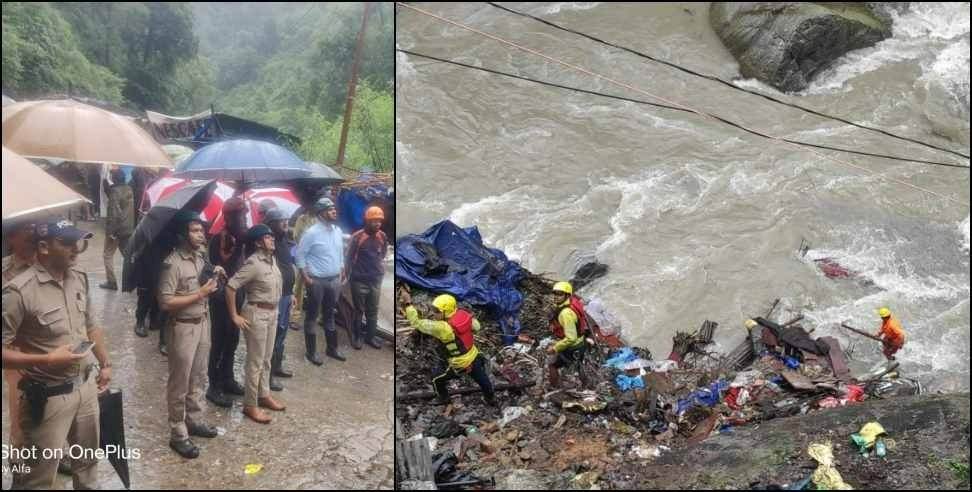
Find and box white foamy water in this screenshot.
[539,2,602,16]
[398,3,971,391]
[962,215,971,252]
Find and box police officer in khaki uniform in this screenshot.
[2,220,35,479]
[226,224,286,424]
[2,219,113,489]
[158,211,223,459]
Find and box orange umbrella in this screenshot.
[2,99,172,168]
[2,146,89,222]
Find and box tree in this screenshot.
[2,2,123,102]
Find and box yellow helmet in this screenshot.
[744,319,758,329]
[552,281,573,295]
[877,307,891,318]
[432,294,457,316]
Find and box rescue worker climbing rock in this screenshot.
[402,292,496,406]
[547,281,592,389]
[875,307,906,361]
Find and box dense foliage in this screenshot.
[1,2,392,171]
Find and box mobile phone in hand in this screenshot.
[72,341,95,355]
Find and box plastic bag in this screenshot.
[808,442,853,490]
[615,374,646,391]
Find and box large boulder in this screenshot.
[710,3,893,92]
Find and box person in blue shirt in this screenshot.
[295,197,347,365]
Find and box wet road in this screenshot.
[2,220,394,489]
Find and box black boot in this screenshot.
[365,320,382,349]
[272,353,293,378]
[99,281,118,291]
[134,319,148,338]
[269,374,283,392]
[305,333,324,366]
[169,439,200,459]
[206,387,232,408]
[159,341,168,356]
[324,330,346,362]
[223,379,245,396]
[351,327,363,350]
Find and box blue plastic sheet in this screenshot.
[615,374,646,391]
[604,348,638,369]
[396,220,524,343]
[338,176,391,233]
[676,379,729,416]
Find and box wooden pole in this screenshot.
[840,323,883,343]
[397,380,535,402]
[335,2,372,168]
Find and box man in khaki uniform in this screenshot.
[2,221,35,478]
[100,167,134,290]
[226,224,286,424]
[2,219,113,489]
[158,211,222,459]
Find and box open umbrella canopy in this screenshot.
[2,146,89,223]
[141,177,300,234]
[172,139,311,183]
[2,99,172,168]
[128,180,217,260]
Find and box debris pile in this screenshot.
[395,231,928,489]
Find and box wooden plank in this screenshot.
[780,368,817,391]
[819,336,851,382]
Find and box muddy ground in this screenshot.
[2,219,394,489]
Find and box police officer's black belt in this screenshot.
[175,316,204,324]
[250,302,277,310]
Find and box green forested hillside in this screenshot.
[1,2,392,171]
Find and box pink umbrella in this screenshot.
[141,177,299,234]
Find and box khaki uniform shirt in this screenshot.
[158,246,208,319]
[2,255,33,286]
[227,250,282,304]
[2,263,95,383]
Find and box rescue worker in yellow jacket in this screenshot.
[403,292,496,406]
[547,281,592,389]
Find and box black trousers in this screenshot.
[135,287,161,325]
[208,289,244,389]
[432,354,494,400]
[350,279,381,340]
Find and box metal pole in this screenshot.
[335,2,372,168]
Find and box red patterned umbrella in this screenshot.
[142,176,300,234]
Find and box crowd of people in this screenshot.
[2,166,390,488]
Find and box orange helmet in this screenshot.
[365,206,384,221]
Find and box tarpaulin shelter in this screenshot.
[396,220,524,340]
[146,108,301,149]
[337,172,392,234]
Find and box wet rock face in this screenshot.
[710,3,893,92]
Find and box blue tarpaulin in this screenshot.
[396,220,524,343]
[338,174,391,233]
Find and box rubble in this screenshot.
[396,266,935,490]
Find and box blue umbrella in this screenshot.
[172,139,312,183]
